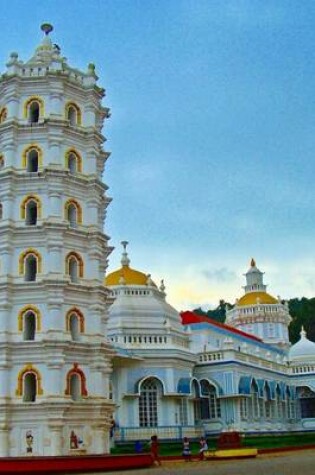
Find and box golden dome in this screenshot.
[237,291,278,306]
[105,265,156,287]
[105,241,157,287]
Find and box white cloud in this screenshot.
[202,267,237,283]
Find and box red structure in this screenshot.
[181,310,263,342]
[217,431,242,449]
[0,453,153,473]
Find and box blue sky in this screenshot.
[1,0,314,309]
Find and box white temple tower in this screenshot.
[0,24,114,456]
[226,259,291,348]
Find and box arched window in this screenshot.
[68,106,77,126]
[66,308,84,340]
[0,107,7,124]
[70,373,81,401]
[21,196,41,225]
[65,149,82,174]
[23,373,37,402]
[264,383,272,419]
[16,365,43,399]
[275,385,282,419]
[297,386,315,418]
[23,146,42,172]
[70,313,80,341]
[249,380,259,420]
[24,97,44,123]
[23,311,36,340]
[0,155,4,169]
[139,377,163,427]
[68,203,77,227]
[288,387,296,420]
[65,199,82,227]
[23,145,42,173]
[66,102,82,126]
[27,149,38,172]
[25,199,37,225]
[191,379,201,424]
[25,254,37,281]
[200,380,221,420]
[19,249,42,282]
[285,387,291,419]
[65,363,88,399]
[68,153,77,173]
[69,258,78,282]
[28,100,40,123]
[66,252,84,283]
[18,305,41,337]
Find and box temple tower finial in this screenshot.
[41,23,54,36]
[121,241,130,267]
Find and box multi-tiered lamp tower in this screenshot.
[226,259,291,348]
[0,24,114,456]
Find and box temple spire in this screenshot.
[121,241,130,267]
[243,258,266,293]
[27,23,60,65]
[41,23,54,35]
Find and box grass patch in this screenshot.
[243,433,315,449]
[111,432,315,456]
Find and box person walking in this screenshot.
[199,436,208,460]
[150,435,161,466]
[182,437,192,461]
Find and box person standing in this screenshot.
[199,436,208,460]
[182,437,192,461]
[150,435,161,466]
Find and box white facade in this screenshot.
[0,25,114,456]
[106,252,315,441]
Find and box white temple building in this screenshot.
[0,24,114,456]
[0,26,314,457]
[106,247,315,442]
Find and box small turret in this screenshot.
[243,258,267,293]
[226,259,291,348]
[120,241,130,267]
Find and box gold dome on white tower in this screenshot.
[105,241,157,287]
[226,259,291,348]
[237,258,278,306]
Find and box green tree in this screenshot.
[193,300,233,323]
[288,297,315,343]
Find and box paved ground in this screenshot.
[71,449,315,475]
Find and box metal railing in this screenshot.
[115,425,205,442]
